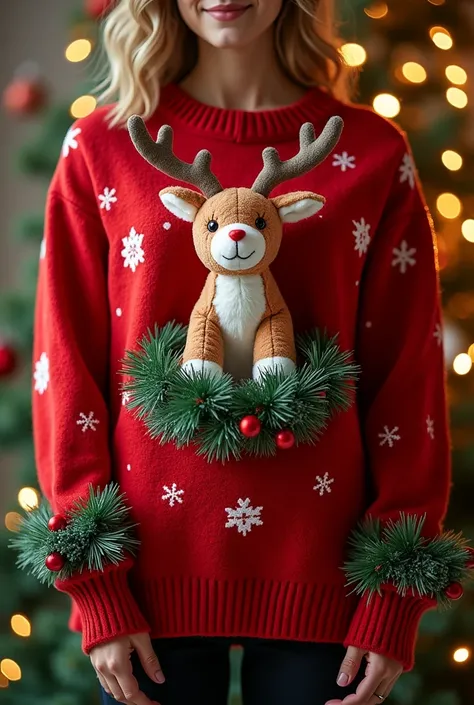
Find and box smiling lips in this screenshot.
[204,3,251,21]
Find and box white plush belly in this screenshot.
[213,274,266,380]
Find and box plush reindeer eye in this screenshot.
[255,217,266,230]
[207,220,219,232]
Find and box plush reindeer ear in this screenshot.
[271,191,325,224]
[159,186,207,223]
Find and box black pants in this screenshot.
[99,636,366,705]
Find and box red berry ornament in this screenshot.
[0,343,17,376]
[276,429,295,450]
[445,582,463,600]
[45,552,66,572]
[3,78,46,116]
[47,514,68,532]
[239,415,261,438]
[85,0,113,18]
[465,546,474,568]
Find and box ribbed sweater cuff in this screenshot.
[55,557,150,654]
[343,586,437,672]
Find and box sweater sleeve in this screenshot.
[343,132,452,671]
[32,130,150,653]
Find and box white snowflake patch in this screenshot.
[426,416,435,440]
[352,218,371,257]
[162,483,184,507]
[434,323,443,347]
[99,187,117,211]
[313,472,335,496]
[34,352,49,394]
[76,411,100,432]
[225,498,263,537]
[62,126,81,158]
[399,153,416,189]
[378,425,401,448]
[121,227,145,273]
[121,390,131,406]
[332,151,356,172]
[39,238,46,260]
[392,240,417,274]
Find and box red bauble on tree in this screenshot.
[239,415,261,438]
[465,546,474,568]
[444,581,463,600]
[2,78,46,116]
[0,342,17,377]
[47,514,68,532]
[45,552,66,572]
[275,429,295,450]
[85,0,113,19]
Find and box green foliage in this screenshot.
[120,322,360,462]
[10,484,139,586]
[343,513,474,607]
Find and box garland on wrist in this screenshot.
[342,512,474,608]
[120,322,360,463]
[9,483,139,586]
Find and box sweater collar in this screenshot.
[154,81,341,144]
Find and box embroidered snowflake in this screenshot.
[62,126,81,158]
[392,240,417,274]
[163,222,171,230]
[313,472,335,496]
[434,323,443,347]
[378,425,401,448]
[34,352,49,394]
[399,153,415,189]
[427,416,435,440]
[162,483,184,507]
[39,238,46,260]
[121,390,131,406]
[99,187,117,211]
[225,498,263,537]
[76,411,100,432]
[121,227,145,272]
[352,218,371,257]
[332,151,356,172]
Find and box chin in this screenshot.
[203,28,254,49]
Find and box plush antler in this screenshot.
[128,115,223,198]
[251,116,344,197]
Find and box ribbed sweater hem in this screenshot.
[130,576,360,643]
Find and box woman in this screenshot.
[32,0,451,703]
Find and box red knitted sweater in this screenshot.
[32,82,451,671]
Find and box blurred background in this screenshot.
[0,1,473,704]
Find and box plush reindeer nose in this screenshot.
[228,229,246,242]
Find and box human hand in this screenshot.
[90,632,165,704]
[325,645,403,705]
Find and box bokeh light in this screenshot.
[402,62,427,83]
[340,43,367,67]
[441,150,463,171]
[364,2,388,19]
[4,511,22,532]
[436,193,462,219]
[445,65,468,85]
[70,95,97,119]
[11,615,31,638]
[461,220,474,242]
[453,354,472,375]
[65,39,92,63]
[430,27,453,50]
[373,93,400,117]
[446,87,468,109]
[17,487,39,511]
[0,660,21,682]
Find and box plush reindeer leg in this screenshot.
[253,271,296,381]
[182,273,224,378]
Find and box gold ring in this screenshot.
[374,694,385,701]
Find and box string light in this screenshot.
[17,487,39,511]
[364,2,388,19]
[429,27,453,50]
[436,193,462,219]
[441,150,463,171]
[445,65,468,85]
[373,93,400,118]
[461,220,474,242]
[340,43,367,67]
[4,511,22,532]
[65,39,92,63]
[70,95,97,119]
[0,660,21,682]
[453,354,472,375]
[446,87,468,109]
[11,615,31,638]
[402,62,427,83]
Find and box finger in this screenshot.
[95,669,113,696]
[336,646,366,687]
[131,633,165,684]
[335,667,389,705]
[116,671,160,705]
[106,675,127,702]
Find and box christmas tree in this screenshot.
[1,1,473,704]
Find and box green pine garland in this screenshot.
[10,483,139,587]
[120,322,360,462]
[342,512,474,608]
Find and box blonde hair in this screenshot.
[97,0,356,128]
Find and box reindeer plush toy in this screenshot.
[128,115,343,381]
